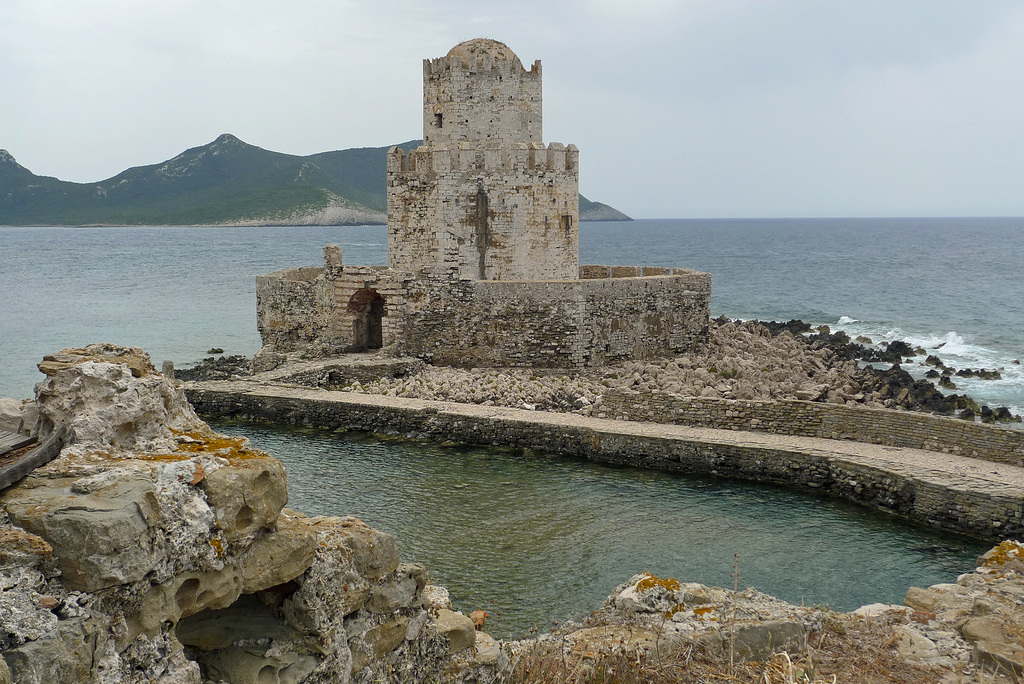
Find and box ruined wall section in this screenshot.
[422,49,542,148]
[387,142,579,281]
[255,266,332,353]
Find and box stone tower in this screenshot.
[387,38,579,281]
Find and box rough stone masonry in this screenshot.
[255,38,711,369]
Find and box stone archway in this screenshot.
[347,288,385,351]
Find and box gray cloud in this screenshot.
[3,0,1023,217]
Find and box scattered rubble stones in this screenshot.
[334,319,1021,423]
[174,355,253,382]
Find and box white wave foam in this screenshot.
[837,316,858,325]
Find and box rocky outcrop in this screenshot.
[508,545,1024,682]
[0,345,501,684]
[328,319,1021,424]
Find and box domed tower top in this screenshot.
[446,38,522,66]
[423,38,542,147]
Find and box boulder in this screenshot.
[2,618,104,684]
[433,610,476,653]
[973,640,1024,676]
[0,399,36,435]
[904,586,963,614]
[960,617,1004,643]
[894,625,939,661]
[367,563,427,614]
[719,620,806,661]
[200,458,288,543]
[239,516,317,593]
[3,472,161,592]
[33,344,208,455]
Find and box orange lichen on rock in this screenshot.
[0,528,53,560]
[170,428,267,462]
[977,540,1024,569]
[635,573,681,593]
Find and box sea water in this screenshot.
[0,218,1015,637]
[210,420,987,639]
[1,219,1020,413]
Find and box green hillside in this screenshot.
[0,135,631,226]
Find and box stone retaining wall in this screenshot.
[185,386,1024,541]
[601,391,1024,467]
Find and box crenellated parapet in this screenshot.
[423,52,541,79]
[387,142,578,176]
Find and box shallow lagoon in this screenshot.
[211,419,987,640]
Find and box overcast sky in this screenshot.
[3,0,1023,219]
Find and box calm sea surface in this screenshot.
[0,218,1018,637]
[210,420,986,639]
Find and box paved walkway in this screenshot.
[188,379,1024,501]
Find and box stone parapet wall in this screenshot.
[601,391,1024,467]
[255,268,331,353]
[185,385,1024,541]
[579,265,703,279]
[398,272,710,367]
[256,251,712,367]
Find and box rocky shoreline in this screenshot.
[2,344,1023,682]
[180,318,1021,425]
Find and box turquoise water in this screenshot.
[211,420,987,640]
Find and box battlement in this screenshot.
[423,54,541,79]
[388,142,578,176]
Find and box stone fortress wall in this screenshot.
[256,249,711,369]
[255,38,713,368]
[184,384,1024,542]
[386,141,579,281]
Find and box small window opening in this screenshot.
[434,113,443,128]
[562,215,573,232]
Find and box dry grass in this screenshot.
[504,610,989,684]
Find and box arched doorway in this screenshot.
[347,288,385,350]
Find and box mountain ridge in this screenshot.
[0,135,631,226]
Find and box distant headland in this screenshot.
[0,136,630,226]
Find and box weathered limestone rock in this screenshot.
[367,563,427,614]
[894,625,940,661]
[973,640,1024,676]
[4,472,160,592]
[199,457,288,543]
[34,344,210,456]
[2,618,104,684]
[238,513,317,593]
[905,585,967,614]
[1,345,492,684]
[130,566,245,638]
[433,610,477,653]
[0,399,36,436]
